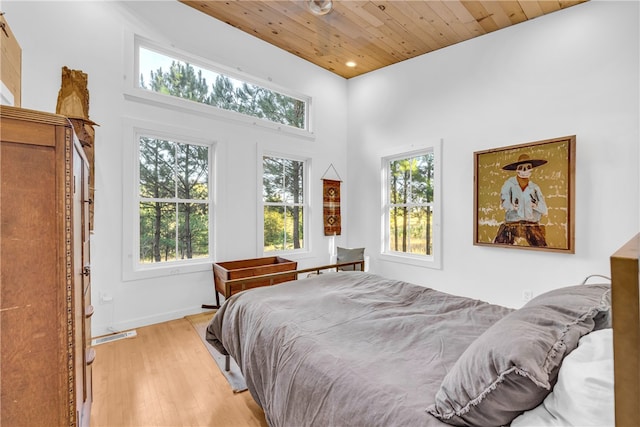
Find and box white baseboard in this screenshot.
[91,305,209,338]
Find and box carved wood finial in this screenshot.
[56,66,91,120]
[57,66,97,231]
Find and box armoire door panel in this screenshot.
[1,105,93,427]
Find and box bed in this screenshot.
[206,234,638,427]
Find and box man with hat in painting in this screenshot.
[494,153,548,247]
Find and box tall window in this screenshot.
[262,156,306,252]
[383,145,441,267]
[137,42,309,131]
[138,135,210,264]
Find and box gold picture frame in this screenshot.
[474,135,576,253]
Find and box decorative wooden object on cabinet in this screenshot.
[0,105,94,427]
[56,66,97,231]
[0,12,22,106]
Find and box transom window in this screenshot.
[262,155,306,252]
[137,42,308,131]
[138,135,211,264]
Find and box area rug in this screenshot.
[186,312,248,393]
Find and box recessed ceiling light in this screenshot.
[346,61,357,68]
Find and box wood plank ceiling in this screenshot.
[180,1,588,79]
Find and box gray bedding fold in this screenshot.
[206,272,513,427]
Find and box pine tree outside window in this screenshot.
[138,135,210,264]
[136,42,309,132]
[382,143,442,269]
[262,155,306,253]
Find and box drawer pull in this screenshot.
[85,305,94,318]
[86,347,96,366]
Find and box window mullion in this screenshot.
[283,205,288,249]
[174,143,180,262]
[264,201,303,207]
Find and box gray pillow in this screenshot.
[336,247,364,271]
[593,284,612,330]
[426,284,611,426]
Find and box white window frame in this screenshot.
[122,119,218,281]
[380,140,442,269]
[124,33,315,139]
[257,150,311,257]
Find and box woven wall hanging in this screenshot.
[321,164,342,236]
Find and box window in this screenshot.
[262,155,307,253]
[138,134,211,264]
[136,41,309,131]
[382,143,441,268]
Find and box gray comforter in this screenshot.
[206,272,513,427]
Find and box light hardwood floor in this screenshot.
[90,317,268,427]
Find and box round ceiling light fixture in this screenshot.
[307,0,333,16]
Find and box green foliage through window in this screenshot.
[139,136,210,263]
[387,152,434,256]
[138,46,306,130]
[263,156,305,252]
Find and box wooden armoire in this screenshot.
[1,105,94,426]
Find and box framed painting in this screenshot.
[473,135,576,253]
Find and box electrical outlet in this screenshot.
[99,292,113,304]
[522,290,533,302]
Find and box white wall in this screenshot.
[2,0,349,336]
[347,1,639,308]
[3,0,638,336]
